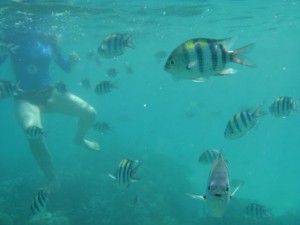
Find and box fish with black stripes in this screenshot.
[243,203,272,219]
[25,126,47,139]
[269,96,299,118]
[224,106,266,139]
[0,80,21,99]
[30,188,50,216]
[55,81,67,94]
[198,149,220,164]
[94,80,117,95]
[164,37,254,82]
[108,159,141,186]
[93,121,112,134]
[98,33,135,59]
[187,152,242,218]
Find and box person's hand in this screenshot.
[69,51,80,66]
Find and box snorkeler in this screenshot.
[0,16,100,189]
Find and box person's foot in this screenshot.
[75,138,100,151]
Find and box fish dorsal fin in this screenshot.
[220,37,238,50]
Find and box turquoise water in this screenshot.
[0,0,300,224]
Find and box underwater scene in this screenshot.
[0,0,300,224]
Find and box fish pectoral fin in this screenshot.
[193,77,209,83]
[187,61,196,70]
[186,193,206,201]
[217,68,237,76]
[230,183,243,197]
[108,173,117,180]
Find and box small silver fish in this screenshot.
[98,33,135,59]
[224,106,266,139]
[108,159,141,186]
[164,37,254,82]
[187,152,242,218]
[94,80,117,95]
[244,203,272,219]
[269,96,299,118]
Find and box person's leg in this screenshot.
[14,99,58,186]
[45,89,99,151]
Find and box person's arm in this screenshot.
[49,35,80,72]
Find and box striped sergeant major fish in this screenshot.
[98,33,135,59]
[187,152,242,218]
[30,188,50,216]
[108,159,141,186]
[164,37,254,82]
[198,149,220,164]
[243,203,272,219]
[0,80,21,99]
[269,96,299,118]
[25,126,47,139]
[94,80,117,95]
[224,106,266,139]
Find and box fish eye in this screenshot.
[207,186,211,190]
[169,59,175,65]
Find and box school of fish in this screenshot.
[1,29,299,221]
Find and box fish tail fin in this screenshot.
[15,81,24,95]
[253,105,268,118]
[10,45,20,54]
[294,99,300,112]
[231,43,255,67]
[125,35,135,49]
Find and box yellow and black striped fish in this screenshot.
[108,159,141,186]
[164,37,254,82]
[30,189,49,216]
[269,96,299,118]
[244,203,272,219]
[98,33,135,59]
[25,126,46,139]
[94,80,117,95]
[224,107,266,139]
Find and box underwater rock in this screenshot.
[0,212,13,225]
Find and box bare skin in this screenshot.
[14,88,99,188]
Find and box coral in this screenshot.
[0,212,13,225]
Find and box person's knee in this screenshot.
[84,105,97,122]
